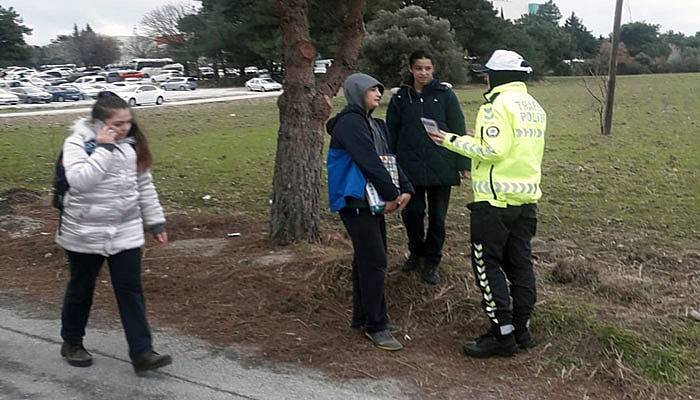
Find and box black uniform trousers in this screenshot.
[401,185,452,265]
[468,201,537,335]
[339,208,389,334]
[61,248,153,360]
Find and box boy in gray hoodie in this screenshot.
[326,73,414,351]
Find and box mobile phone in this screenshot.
[421,117,440,134]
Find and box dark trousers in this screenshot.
[468,201,537,335]
[401,185,452,265]
[61,248,152,359]
[339,208,388,334]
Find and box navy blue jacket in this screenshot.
[327,104,413,212]
[387,78,470,187]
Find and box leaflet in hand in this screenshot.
[421,117,440,134]
[366,155,400,215]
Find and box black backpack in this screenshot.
[52,139,97,211]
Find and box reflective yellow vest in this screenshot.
[442,82,546,207]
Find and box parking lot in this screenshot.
[0,87,275,113]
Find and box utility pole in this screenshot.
[603,0,624,135]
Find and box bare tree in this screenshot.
[141,2,192,41]
[124,33,160,59]
[581,41,632,135]
[581,68,608,135]
[269,0,367,244]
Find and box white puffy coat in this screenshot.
[55,118,165,256]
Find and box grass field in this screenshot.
[2,74,698,249]
[1,73,699,396]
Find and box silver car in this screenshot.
[161,77,197,91]
[0,88,20,105]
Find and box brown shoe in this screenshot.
[132,351,172,373]
[365,330,403,351]
[61,342,93,367]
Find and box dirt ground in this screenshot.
[0,189,695,400]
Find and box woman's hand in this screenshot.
[96,124,117,144]
[428,129,447,146]
[396,193,412,211]
[154,231,168,245]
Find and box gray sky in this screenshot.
[3,0,699,46]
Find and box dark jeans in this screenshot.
[339,208,388,334]
[468,201,537,334]
[401,185,452,265]
[61,248,152,359]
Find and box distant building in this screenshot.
[528,3,541,15]
[488,0,542,20]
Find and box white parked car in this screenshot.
[151,70,183,83]
[116,84,165,106]
[74,75,107,85]
[20,76,52,88]
[0,89,20,105]
[44,68,71,77]
[198,66,215,79]
[161,77,197,91]
[245,78,282,92]
[0,79,24,89]
[80,83,119,99]
[124,77,148,84]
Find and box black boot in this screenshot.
[400,255,423,273]
[420,261,442,285]
[514,327,536,351]
[61,342,93,367]
[132,351,172,373]
[463,330,517,358]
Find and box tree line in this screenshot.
[2,1,699,80]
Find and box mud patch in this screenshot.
[0,215,44,238]
[167,238,228,257]
[551,255,600,286]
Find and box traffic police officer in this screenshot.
[427,50,546,358]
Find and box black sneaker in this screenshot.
[515,328,536,351]
[400,255,423,273]
[365,330,403,351]
[351,324,365,336]
[420,262,442,285]
[463,331,517,358]
[61,342,93,367]
[132,351,172,373]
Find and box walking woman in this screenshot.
[387,49,471,284]
[327,73,414,351]
[56,91,172,373]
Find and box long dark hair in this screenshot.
[91,91,152,171]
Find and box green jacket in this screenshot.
[441,82,546,207]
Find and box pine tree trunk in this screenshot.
[270,92,326,244]
[270,0,366,245]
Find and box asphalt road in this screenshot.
[0,88,281,118]
[0,293,411,400]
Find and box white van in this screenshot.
[162,63,184,73]
[74,75,107,85]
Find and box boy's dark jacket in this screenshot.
[326,73,414,212]
[386,78,470,187]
